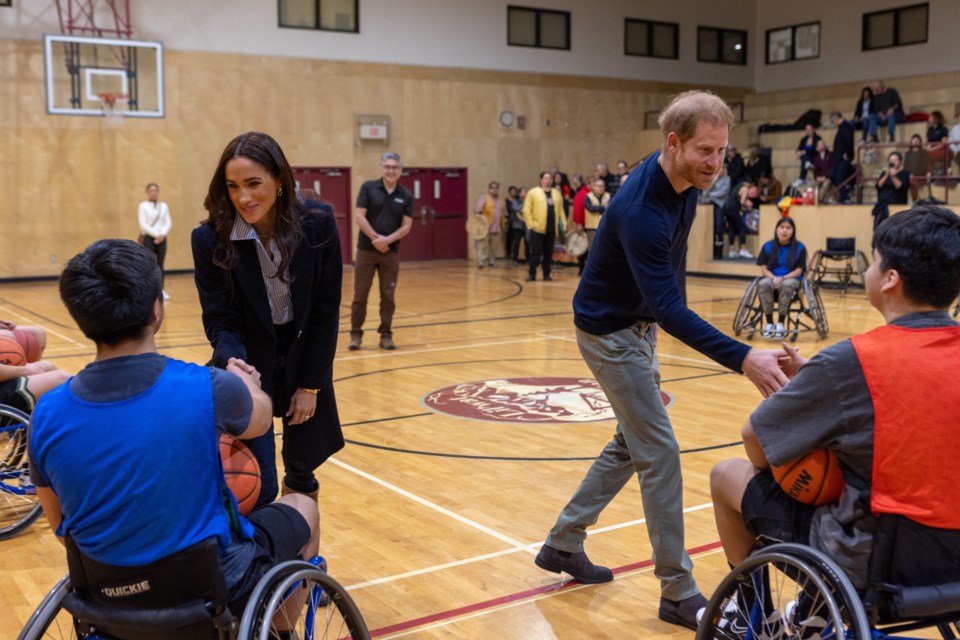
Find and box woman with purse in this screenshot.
[191,132,344,508]
[138,182,172,300]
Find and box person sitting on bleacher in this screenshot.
[903,134,930,202]
[873,80,905,143]
[873,151,910,230]
[795,124,821,182]
[706,205,960,616]
[28,239,320,617]
[811,139,834,203]
[755,217,807,339]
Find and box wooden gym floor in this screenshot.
[0,260,887,638]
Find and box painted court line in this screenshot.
[327,457,531,552]
[347,501,715,591]
[371,541,724,638]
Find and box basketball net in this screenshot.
[96,92,129,126]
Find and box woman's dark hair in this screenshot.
[873,205,960,308]
[931,110,946,127]
[861,86,874,101]
[203,131,301,282]
[766,217,801,272]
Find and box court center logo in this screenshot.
[422,376,671,423]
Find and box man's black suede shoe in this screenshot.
[534,544,613,584]
[659,592,708,630]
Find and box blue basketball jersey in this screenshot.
[30,357,253,566]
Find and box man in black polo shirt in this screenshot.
[349,152,414,351]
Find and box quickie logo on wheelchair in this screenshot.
[100,579,152,599]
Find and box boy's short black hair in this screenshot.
[59,239,163,345]
[873,205,960,308]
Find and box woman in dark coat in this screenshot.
[192,131,343,508]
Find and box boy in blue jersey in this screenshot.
[29,239,319,614]
[534,91,789,630]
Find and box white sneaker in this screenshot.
[762,323,774,339]
[739,248,754,259]
[728,249,738,258]
[774,322,785,339]
[162,290,170,301]
[785,599,828,640]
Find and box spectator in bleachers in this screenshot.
[699,165,731,260]
[927,110,950,177]
[873,80,905,143]
[873,150,909,229]
[725,145,745,186]
[744,144,772,184]
[829,111,856,204]
[758,173,783,206]
[950,114,960,174]
[853,86,878,144]
[795,123,822,181]
[812,139,834,203]
[903,134,930,202]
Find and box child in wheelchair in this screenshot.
[27,239,320,620]
[755,217,807,339]
[706,205,960,637]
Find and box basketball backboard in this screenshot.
[43,34,164,118]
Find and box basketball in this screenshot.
[219,435,261,516]
[13,328,42,363]
[0,335,26,366]
[771,448,844,506]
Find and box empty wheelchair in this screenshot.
[810,237,871,293]
[0,403,43,540]
[733,277,828,342]
[18,535,370,639]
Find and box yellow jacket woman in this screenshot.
[522,171,568,282]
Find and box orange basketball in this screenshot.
[219,435,261,516]
[0,335,26,366]
[772,449,844,506]
[13,328,42,363]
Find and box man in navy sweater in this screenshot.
[534,91,789,630]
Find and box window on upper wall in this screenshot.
[508,6,571,50]
[697,26,747,65]
[0,1,12,7]
[863,3,928,51]
[766,22,820,64]
[278,0,358,33]
[625,18,679,59]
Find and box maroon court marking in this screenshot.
[422,376,671,424]
[367,541,723,637]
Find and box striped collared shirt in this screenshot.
[230,217,293,325]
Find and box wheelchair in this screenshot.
[697,517,960,640]
[18,533,371,640]
[809,237,871,293]
[0,403,43,540]
[732,277,828,342]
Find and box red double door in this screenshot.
[398,167,468,261]
[293,166,469,262]
[292,167,353,263]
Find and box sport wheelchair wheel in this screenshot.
[0,404,42,541]
[697,543,870,640]
[17,576,75,639]
[239,560,370,640]
[803,280,829,339]
[733,278,760,338]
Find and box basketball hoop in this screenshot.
[96,92,129,125]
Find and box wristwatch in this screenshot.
[300,388,318,395]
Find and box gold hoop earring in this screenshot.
[277,186,283,197]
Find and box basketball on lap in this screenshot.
[0,335,26,366]
[219,435,261,516]
[13,328,42,363]
[771,448,844,506]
